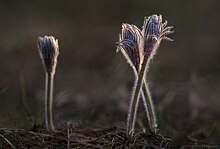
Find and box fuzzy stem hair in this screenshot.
[127,56,148,136]
[45,73,55,131]
[125,53,157,134]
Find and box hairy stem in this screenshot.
[127,56,148,136]
[45,73,55,131]
[132,66,157,133]
[141,80,157,132]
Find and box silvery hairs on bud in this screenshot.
[142,14,174,58]
[117,23,143,71]
[37,36,59,75]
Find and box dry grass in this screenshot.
[0,125,173,149]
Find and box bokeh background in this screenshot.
[0,0,220,146]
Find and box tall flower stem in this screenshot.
[132,64,157,133]
[127,56,148,136]
[45,72,55,131]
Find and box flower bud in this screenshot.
[37,36,59,75]
[142,15,173,57]
[117,24,143,70]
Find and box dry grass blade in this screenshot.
[0,132,16,149]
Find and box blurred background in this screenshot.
[0,0,220,146]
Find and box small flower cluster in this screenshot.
[35,14,173,134]
[117,14,174,135]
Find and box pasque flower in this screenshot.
[143,15,173,57]
[117,23,143,70]
[38,36,59,75]
[117,14,173,136]
[38,36,59,131]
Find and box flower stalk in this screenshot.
[45,72,55,131]
[127,56,148,135]
[37,36,59,131]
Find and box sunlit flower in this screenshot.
[37,36,59,75]
[116,14,174,135]
[142,14,174,57]
[117,23,143,70]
